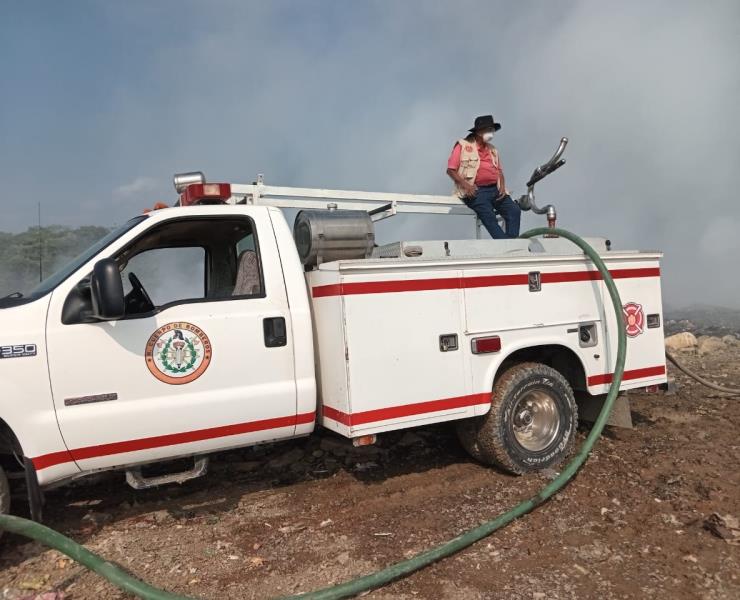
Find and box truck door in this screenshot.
[44,212,301,472]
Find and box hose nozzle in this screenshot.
[515,137,568,225]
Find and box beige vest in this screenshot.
[453,138,503,198]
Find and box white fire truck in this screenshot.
[0,141,667,520]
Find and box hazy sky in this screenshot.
[1,1,739,307]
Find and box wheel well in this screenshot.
[496,345,587,392]
[0,418,24,473]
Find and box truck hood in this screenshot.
[0,294,40,309]
[0,294,51,338]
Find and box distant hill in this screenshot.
[0,225,110,297]
[665,304,740,338]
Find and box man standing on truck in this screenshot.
[446,115,521,239]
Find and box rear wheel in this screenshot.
[457,362,577,474]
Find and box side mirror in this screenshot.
[90,259,125,320]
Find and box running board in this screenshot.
[125,457,209,490]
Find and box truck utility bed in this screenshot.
[307,239,666,437]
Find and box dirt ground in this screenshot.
[1,346,739,600]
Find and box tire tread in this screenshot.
[457,362,577,474]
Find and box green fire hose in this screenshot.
[0,227,628,600]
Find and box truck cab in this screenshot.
[0,204,316,498]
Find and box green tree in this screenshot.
[0,225,110,296]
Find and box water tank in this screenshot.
[294,209,375,267]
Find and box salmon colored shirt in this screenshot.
[447,141,501,186]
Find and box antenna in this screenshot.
[38,202,43,282]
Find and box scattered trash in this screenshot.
[541,468,560,480]
[247,556,266,568]
[661,514,681,527]
[20,593,66,600]
[19,576,49,591]
[353,461,378,472]
[278,523,307,534]
[704,513,740,544]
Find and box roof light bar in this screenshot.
[180,183,232,206]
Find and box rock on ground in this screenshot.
[664,331,698,352]
[722,334,739,346]
[697,335,726,356]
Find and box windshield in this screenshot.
[24,215,149,299]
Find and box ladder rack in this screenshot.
[230,175,476,221]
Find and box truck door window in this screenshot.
[62,216,265,323]
[122,247,205,311]
[114,217,263,317]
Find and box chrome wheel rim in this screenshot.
[511,390,560,452]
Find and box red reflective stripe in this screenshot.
[312,267,660,297]
[32,450,75,471]
[322,405,351,426]
[314,277,463,297]
[311,284,344,298]
[322,392,491,428]
[33,412,316,471]
[541,271,600,283]
[463,274,528,288]
[588,365,666,386]
[611,267,661,279]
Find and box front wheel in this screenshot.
[457,362,578,474]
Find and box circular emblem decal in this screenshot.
[622,302,645,338]
[465,145,474,152]
[145,322,212,385]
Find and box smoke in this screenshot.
[112,177,159,200]
[0,1,738,306]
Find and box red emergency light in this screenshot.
[179,183,232,207]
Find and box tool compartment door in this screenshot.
[592,257,667,391]
[338,269,477,435]
[308,268,352,436]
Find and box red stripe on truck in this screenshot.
[32,450,76,471]
[312,267,660,297]
[33,411,316,471]
[542,267,660,283]
[587,365,666,386]
[322,392,492,427]
[323,364,667,428]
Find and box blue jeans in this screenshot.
[464,185,521,239]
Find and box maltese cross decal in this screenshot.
[622,302,645,338]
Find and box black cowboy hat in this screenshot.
[468,114,502,132]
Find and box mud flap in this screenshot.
[23,457,44,523]
[575,392,633,429]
